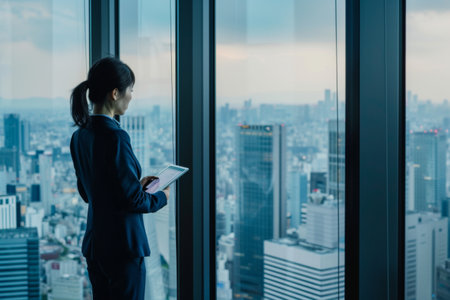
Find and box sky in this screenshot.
[0,0,449,105]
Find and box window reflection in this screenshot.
[0,0,89,299]
[405,1,450,299]
[215,1,345,299]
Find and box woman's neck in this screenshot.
[93,105,114,118]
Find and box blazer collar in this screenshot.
[90,115,121,129]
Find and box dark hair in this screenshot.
[70,57,135,127]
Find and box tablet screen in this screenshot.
[145,164,189,193]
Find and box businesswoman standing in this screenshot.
[69,57,168,300]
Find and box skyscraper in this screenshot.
[0,195,17,229]
[0,227,40,299]
[37,151,53,215]
[287,171,307,228]
[304,192,344,249]
[122,115,166,299]
[328,120,345,201]
[411,130,447,211]
[310,172,327,194]
[4,114,20,150]
[121,115,151,175]
[405,212,448,299]
[437,260,450,300]
[263,238,345,299]
[20,119,30,153]
[233,124,286,299]
[0,147,20,180]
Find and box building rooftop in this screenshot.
[0,227,38,239]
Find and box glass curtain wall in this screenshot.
[119,0,177,299]
[215,1,345,299]
[0,0,90,299]
[405,1,450,299]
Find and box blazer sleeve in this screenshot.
[77,178,89,203]
[70,134,89,204]
[111,130,167,213]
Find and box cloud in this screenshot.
[407,0,450,12]
[406,10,450,102]
[216,43,339,104]
[0,40,88,99]
[0,0,87,53]
[216,0,344,45]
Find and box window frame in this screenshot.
[89,0,407,299]
[176,0,216,299]
[345,0,406,299]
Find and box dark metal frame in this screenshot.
[89,0,119,64]
[88,0,409,298]
[345,0,405,299]
[176,0,216,299]
[89,0,120,123]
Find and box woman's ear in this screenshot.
[111,88,119,101]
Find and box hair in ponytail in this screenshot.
[70,81,90,127]
[70,57,135,128]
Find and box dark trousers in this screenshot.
[86,256,146,300]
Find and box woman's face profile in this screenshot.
[114,85,133,115]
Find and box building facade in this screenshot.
[0,227,39,299]
[233,124,286,299]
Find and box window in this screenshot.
[120,0,176,299]
[405,1,450,299]
[215,1,345,299]
[0,0,89,298]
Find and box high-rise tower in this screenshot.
[411,130,446,212]
[233,124,286,299]
[328,120,345,201]
[0,227,40,299]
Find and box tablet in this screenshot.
[144,164,189,193]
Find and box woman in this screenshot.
[69,57,169,300]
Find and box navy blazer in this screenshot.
[70,115,167,259]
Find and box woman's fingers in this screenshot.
[140,176,159,187]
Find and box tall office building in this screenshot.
[217,254,233,300]
[304,192,344,249]
[3,114,21,180]
[264,238,345,299]
[328,120,345,201]
[4,113,20,150]
[37,151,53,215]
[0,195,17,229]
[411,131,447,212]
[20,119,30,153]
[0,147,20,180]
[0,227,40,299]
[0,167,6,195]
[233,125,286,299]
[122,115,166,299]
[121,115,151,175]
[25,207,45,237]
[437,260,450,300]
[287,171,307,228]
[310,172,327,194]
[405,212,448,300]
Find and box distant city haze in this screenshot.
[0,1,449,104]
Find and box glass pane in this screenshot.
[405,1,450,299]
[120,0,176,299]
[215,1,346,299]
[0,0,89,299]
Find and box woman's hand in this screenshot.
[140,176,159,189]
[163,186,170,200]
